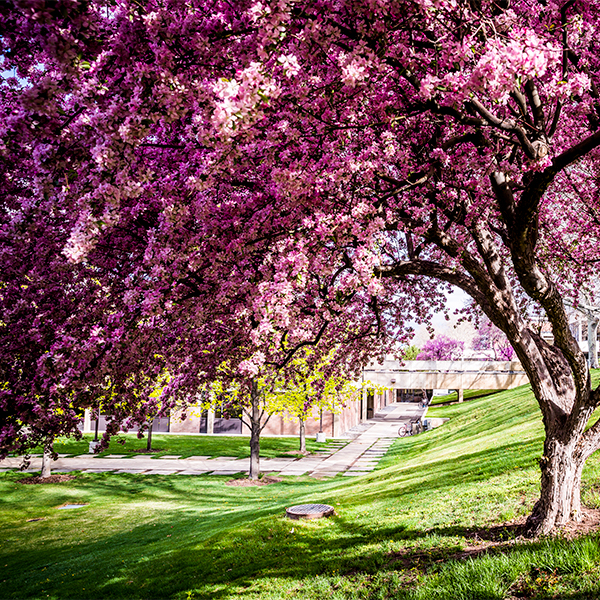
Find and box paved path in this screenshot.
[0,402,426,478]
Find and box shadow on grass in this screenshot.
[49,509,600,600]
[3,385,599,599]
[0,434,544,600]
[1,463,593,600]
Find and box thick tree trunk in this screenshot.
[299,417,306,452]
[41,438,53,479]
[248,381,261,480]
[525,426,590,535]
[502,320,597,536]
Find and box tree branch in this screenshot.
[468,98,538,158]
[375,258,486,305]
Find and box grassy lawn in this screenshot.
[25,433,344,459]
[429,389,499,406]
[3,377,600,599]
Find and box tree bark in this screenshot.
[525,432,584,535]
[507,327,599,536]
[248,381,261,480]
[299,417,306,452]
[40,438,53,479]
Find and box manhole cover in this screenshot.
[57,504,87,510]
[286,504,335,520]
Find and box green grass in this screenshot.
[429,389,500,406]
[3,376,600,599]
[27,433,344,459]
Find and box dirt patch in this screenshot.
[559,507,600,538]
[386,537,523,573]
[283,450,310,457]
[387,510,600,571]
[17,474,76,485]
[226,476,283,487]
[131,448,163,454]
[467,509,600,541]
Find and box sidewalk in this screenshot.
[0,403,427,478]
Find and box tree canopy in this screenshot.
[2,0,600,533]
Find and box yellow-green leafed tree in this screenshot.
[268,351,362,452]
[207,374,279,479]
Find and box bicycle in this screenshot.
[398,419,423,437]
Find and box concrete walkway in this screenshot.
[0,403,426,479]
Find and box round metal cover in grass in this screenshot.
[286,504,334,520]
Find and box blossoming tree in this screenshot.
[2,0,600,534]
[472,316,515,361]
[416,336,464,361]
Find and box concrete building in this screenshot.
[82,359,528,438]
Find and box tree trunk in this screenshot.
[525,428,587,535]
[146,419,153,451]
[94,406,100,441]
[41,438,53,479]
[588,317,599,369]
[248,381,261,480]
[299,417,306,452]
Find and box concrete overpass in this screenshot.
[362,359,528,402]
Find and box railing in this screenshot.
[364,360,524,373]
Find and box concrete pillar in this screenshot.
[458,389,464,403]
[207,409,215,435]
[83,408,91,433]
[589,317,599,368]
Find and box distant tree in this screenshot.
[136,374,170,452]
[207,375,276,480]
[417,336,464,361]
[268,350,360,452]
[401,345,421,361]
[40,436,54,479]
[472,317,515,361]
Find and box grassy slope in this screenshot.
[429,388,499,405]
[2,378,600,599]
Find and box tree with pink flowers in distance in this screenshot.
[472,317,515,361]
[416,336,464,361]
[3,0,600,534]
